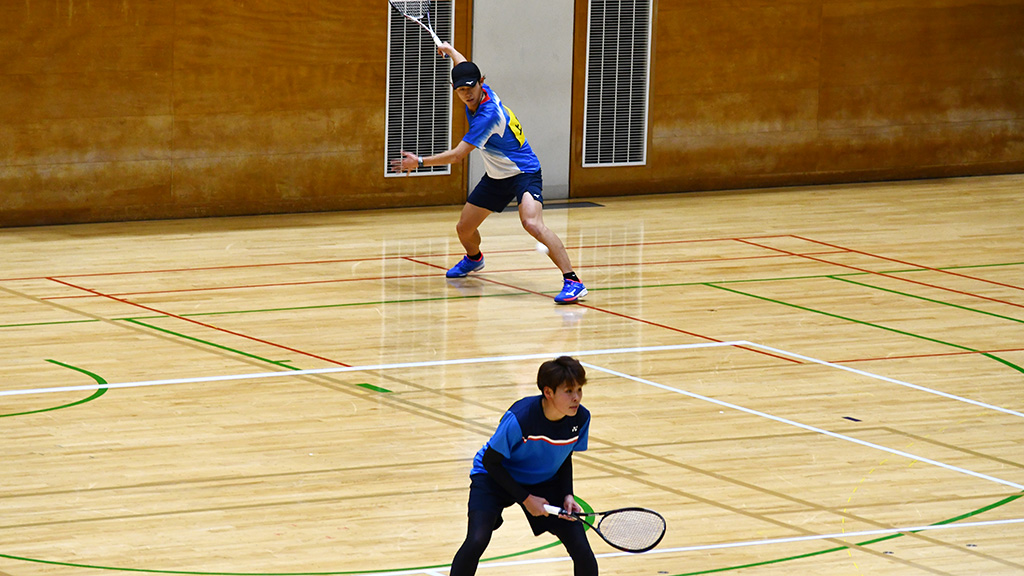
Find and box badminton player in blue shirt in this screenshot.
[446,356,598,576]
[390,42,588,304]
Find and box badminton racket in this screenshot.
[544,504,666,553]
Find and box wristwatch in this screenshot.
[417,156,424,169]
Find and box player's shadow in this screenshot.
[445,277,486,297]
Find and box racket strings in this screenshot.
[596,510,666,551]
[393,0,430,20]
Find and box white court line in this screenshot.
[8,341,1024,572]
[6,340,1023,424]
[0,342,743,397]
[490,517,1024,570]
[606,516,1024,558]
[582,361,1024,491]
[741,340,1024,419]
[353,517,1024,575]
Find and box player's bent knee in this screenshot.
[455,221,476,238]
[520,220,545,238]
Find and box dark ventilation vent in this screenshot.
[385,1,454,177]
[583,0,652,167]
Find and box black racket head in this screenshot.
[593,507,666,553]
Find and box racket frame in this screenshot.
[388,0,445,49]
[543,505,666,553]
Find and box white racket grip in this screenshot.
[543,504,564,515]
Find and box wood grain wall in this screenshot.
[0,0,471,227]
[1,1,1021,226]
[570,0,1024,196]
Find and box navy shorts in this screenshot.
[466,473,566,536]
[467,170,544,213]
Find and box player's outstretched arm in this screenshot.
[437,41,466,65]
[390,141,475,173]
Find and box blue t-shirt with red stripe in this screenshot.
[470,395,590,486]
[463,84,542,179]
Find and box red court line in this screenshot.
[4,257,384,282]
[40,272,441,301]
[405,258,804,365]
[30,248,808,370]
[736,238,1024,310]
[578,305,804,364]
[16,231,1017,381]
[835,346,1024,364]
[46,277,352,368]
[39,252,851,301]
[792,235,1024,292]
[567,235,786,251]
[0,234,798,282]
[29,241,819,367]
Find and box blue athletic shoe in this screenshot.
[446,255,485,278]
[554,279,588,304]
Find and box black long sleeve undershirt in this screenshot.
[556,453,574,497]
[481,446,574,505]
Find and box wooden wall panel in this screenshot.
[0,116,174,167]
[654,1,822,94]
[1,0,470,227]
[3,0,1019,226]
[819,1,1024,86]
[570,0,1024,197]
[0,161,173,223]
[0,71,173,121]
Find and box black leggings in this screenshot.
[450,510,598,576]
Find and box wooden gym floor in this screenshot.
[2,174,1022,576]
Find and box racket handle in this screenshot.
[543,504,564,515]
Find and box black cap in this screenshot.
[451,61,481,88]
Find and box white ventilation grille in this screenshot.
[385,1,454,177]
[582,0,652,167]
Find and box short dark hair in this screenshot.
[537,356,586,393]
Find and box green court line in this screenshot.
[0,359,107,418]
[4,259,1021,574]
[123,318,302,371]
[673,493,1024,576]
[659,281,1024,574]
[121,292,529,321]
[0,500,594,575]
[112,259,1024,318]
[0,492,1018,575]
[0,318,101,329]
[981,352,1024,376]
[707,284,979,352]
[706,282,1024,375]
[707,260,1024,286]
[587,260,1024,293]
[830,276,1024,324]
[827,276,1024,376]
[1,261,1020,330]
[0,293,522,330]
[2,351,591,575]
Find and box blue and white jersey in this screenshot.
[463,84,542,179]
[470,395,590,486]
